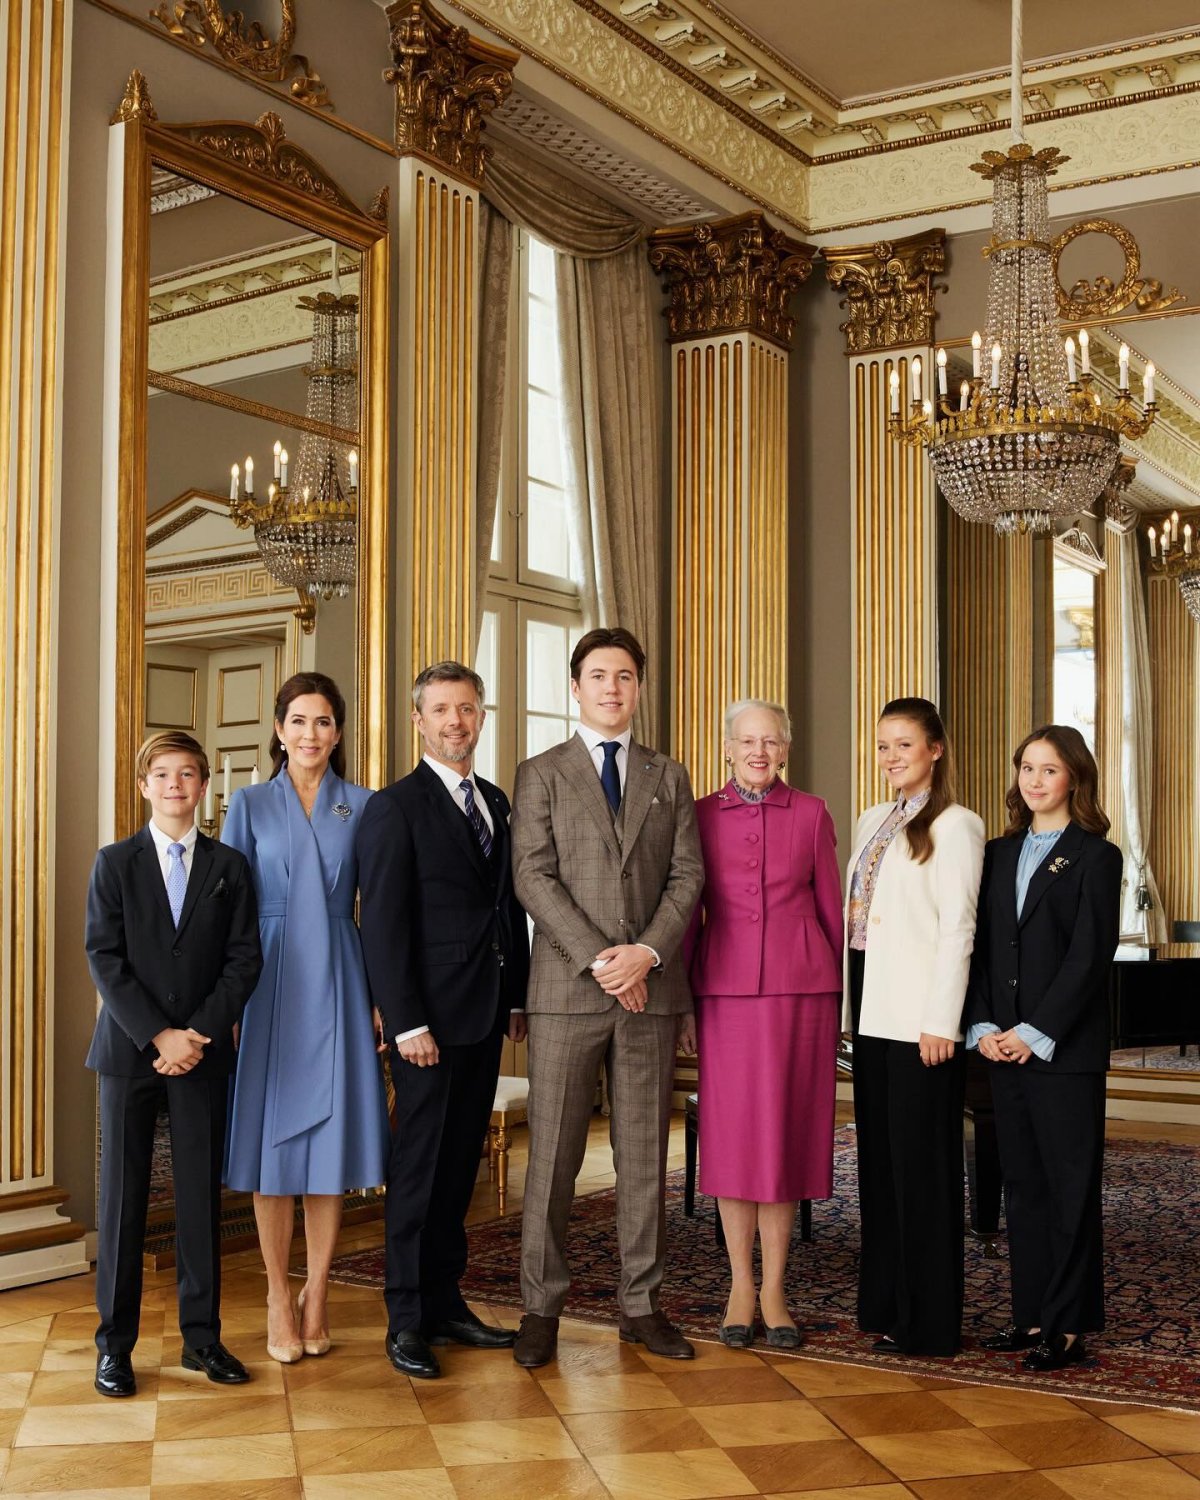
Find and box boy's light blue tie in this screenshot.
[167,842,187,927]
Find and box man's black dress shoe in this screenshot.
[1022,1335,1086,1372]
[425,1309,516,1349]
[386,1329,441,1379]
[94,1352,136,1397]
[181,1342,250,1384]
[981,1324,1041,1352]
[871,1335,900,1353]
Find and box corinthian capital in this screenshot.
[822,230,946,354]
[648,213,817,350]
[384,0,517,186]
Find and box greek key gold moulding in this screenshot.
[150,0,333,110]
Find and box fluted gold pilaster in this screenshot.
[0,0,87,1287]
[1147,580,1200,956]
[1096,523,1127,853]
[945,515,1036,835]
[822,234,945,815]
[651,214,811,793]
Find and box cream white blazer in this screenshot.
[842,799,985,1043]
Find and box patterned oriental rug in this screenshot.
[324,1126,1200,1411]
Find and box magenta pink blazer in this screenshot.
[686,780,844,997]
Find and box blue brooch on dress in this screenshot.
[1048,856,1070,874]
[332,803,352,821]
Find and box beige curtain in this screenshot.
[474,201,514,643]
[484,148,644,259]
[556,248,662,746]
[1113,521,1168,943]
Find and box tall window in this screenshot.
[475,230,583,790]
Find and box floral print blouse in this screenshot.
[847,789,931,951]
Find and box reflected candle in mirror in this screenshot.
[280,448,288,488]
[348,449,358,491]
[244,456,254,494]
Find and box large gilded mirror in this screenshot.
[102,73,390,1256]
[106,74,390,844]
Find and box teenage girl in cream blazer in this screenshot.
[844,697,984,1357]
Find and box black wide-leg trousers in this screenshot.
[850,949,966,1356]
[987,1063,1106,1337]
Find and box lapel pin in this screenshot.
[1049,856,1070,874]
[332,803,351,821]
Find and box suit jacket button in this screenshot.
[172,947,182,957]
[1010,939,1018,947]
[491,942,500,951]
[1009,978,1018,988]
[167,992,177,1003]
[749,913,760,923]
[622,871,631,880]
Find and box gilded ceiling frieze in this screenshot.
[448,0,810,227]
[808,91,1200,232]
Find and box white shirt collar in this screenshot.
[576,723,633,754]
[422,752,478,796]
[148,819,199,856]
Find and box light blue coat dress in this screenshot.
[222,770,388,1194]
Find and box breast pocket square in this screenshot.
[208,878,229,899]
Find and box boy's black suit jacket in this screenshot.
[85,826,262,1077]
[964,821,1122,1073]
[356,762,530,1045]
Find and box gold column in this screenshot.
[649,214,814,794]
[944,515,1036,835]
[1096,467,1138,853]
[1147,579,1200,956]
[0,0,87,1286]
[822,233,944,813]
[385,0,515,744]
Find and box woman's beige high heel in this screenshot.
[266,1296,303,1364]
[297,1286,331,1357]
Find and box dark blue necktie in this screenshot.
[460,779,493,857]
[600,741,622,813]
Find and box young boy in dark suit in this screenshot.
[85,731,262,1397]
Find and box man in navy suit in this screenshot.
[357,662,530,1381]
[85,731,262,1397]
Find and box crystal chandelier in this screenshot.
[1146,510,1200,624]
[230,257,359,599]
[889,0,1156,534]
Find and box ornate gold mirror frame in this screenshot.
[103,71,390,840]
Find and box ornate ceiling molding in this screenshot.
[384,0,517,185]
[148,1,333,110]
[821,230,946,354]
[1051,218,1185,319]
[647,212,816,349]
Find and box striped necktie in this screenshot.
[460,780,493,858]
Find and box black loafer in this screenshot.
[94,1352,136,1398]
[424,1309,516,1349]
[1022,1335,1086,1372]
[981,1323,1041,1352]
[386,1329,440,1379]
[181,1341,250,1384]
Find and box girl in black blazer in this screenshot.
[965,725,1121,1372]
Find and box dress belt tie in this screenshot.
[257,900,355,919]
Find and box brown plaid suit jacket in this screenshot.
[510,733,704,1015]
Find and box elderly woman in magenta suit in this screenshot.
[686,699,843,1350]
[223,672,389,1365]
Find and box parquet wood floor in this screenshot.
[2,1112,1198,1499]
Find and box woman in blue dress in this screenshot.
[223,671,388,1363]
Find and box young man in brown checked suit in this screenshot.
[509,627,705,1367]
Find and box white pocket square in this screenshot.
[651,796,661,804]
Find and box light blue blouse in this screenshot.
[967,827,1065,1062]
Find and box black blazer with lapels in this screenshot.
[964,820,1122,1073]
[84,826,262,1077]
[356,761,530,1046]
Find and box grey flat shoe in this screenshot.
[764,1324,803,1350]
[718,1322,755,1349]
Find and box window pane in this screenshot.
[527,481,572,580]
[490,497,502,564]
[476,609,498,706]
[525,712,572,758]
[528,295,559,394]
[526,235,556,297]
[527,389,565,488]
[526,617,570,715]
[474,710,498,784]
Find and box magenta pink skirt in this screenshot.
[695,992,839,1203]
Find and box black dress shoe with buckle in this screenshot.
[94,1352,136,1398]
[981,1323,1041,1352]
[424,1309,516,1349]
[386,1329,440,1379]
[1022,1334,1086,1372]
[181,1342,250,1384]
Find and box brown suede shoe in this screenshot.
[512,1313,559,1369]
[618,1309,695,1359]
